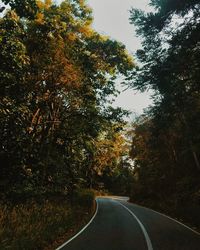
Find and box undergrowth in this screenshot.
[0,189,95,250]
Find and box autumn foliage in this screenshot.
[0,0,134,200]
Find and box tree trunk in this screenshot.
[192,150,200,171]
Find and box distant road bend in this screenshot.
[56,197,200,250]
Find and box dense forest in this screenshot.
[129,0,200,228]
[1,0,200,248]
[0,0,134,200]
[0,1,135,248]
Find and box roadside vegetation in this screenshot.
[0,189,95,250]
[128,0,200,231]
[1,0,200,247]
[0,0,134,248]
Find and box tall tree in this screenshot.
[129,0,200,207]
[0,0,134,198]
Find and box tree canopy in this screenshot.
[0,0,135,199]
[129,0,200,214]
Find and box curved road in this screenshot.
[57,197,200,250]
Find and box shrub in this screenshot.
[72,189,95,208]
[0,199,93,250]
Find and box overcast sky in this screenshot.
[56,0,153,116]
[87,0,151,53]
[87,0,153,116]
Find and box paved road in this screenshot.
[57,197,200,250]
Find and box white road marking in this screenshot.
[139,204,200,236]
[110,196,129,201]
[117,201,153,250]
[56,199,99,250]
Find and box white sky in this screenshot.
[56,0,153,115]
[87,0,150,53]
[86,0,153,116]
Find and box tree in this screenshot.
[129,0,200,207]
[0,0,134,199]
[1,0,39,18]
[129,0,200,170]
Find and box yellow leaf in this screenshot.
[45,0,52,9]
[79,25,93,37]
[36,0,52,10]
[67,33,77,41]
[35,12,44,24]
[36,0,44,9]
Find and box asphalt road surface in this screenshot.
[57,197,200,250]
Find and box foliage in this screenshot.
[129,0,200,218]
[0,0,134,199]
[72,188,95,208]
[1,0,39,18]
[0,199,95,250]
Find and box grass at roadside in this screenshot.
[0,189,95,250]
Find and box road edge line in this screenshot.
[127,202,200,236]
[117,201,153,250]
[132,203,200,236]
[56,199,99,250]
